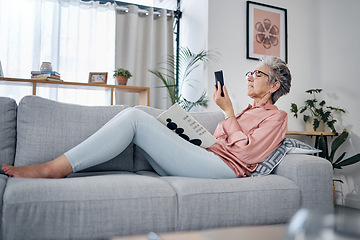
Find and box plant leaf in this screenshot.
[290,103,298,117]
[149,47,218,111]
[313,118,320,131]
[180,91,208,111]
[321,111,330,123]
[333,152,347,166]
[305,99,316,109]
[303,115,309,123]
[330,130,348,160]
[327,106,346,113]
[326,120,337,134]
[306,89,322,94]
[318,134,329,160]
[299,106,307,114]
[334,153,360,168]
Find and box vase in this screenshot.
[115,76,128,85]
[40,62,52,71]
[305,116,324,132]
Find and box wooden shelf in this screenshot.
[286,130,338,149]
[0,77,149,106]
[286,131,337,136]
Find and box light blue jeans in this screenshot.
[65,108,237,179]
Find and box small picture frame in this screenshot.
[246,1,288,63]
[89,72,108,84]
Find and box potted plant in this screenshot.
[149,47,218,112]
[318,129,360,202]
[318,129,360,169]
[290,89,345,133]
[113,68,132,85]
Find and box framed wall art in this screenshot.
[88,72,108,84]
[246,1,288,63]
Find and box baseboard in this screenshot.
[335,193,360,209]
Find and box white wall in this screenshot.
[179,0,209,104]
[316,0,360,209]
[182,0,360,209]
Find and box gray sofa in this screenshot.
[0,95,333,240]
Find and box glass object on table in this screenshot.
[285,208,360,240]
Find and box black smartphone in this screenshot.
[214,70,225,97]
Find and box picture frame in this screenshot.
[88,72,108,84]
[246,1,288,63]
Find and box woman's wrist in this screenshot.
[225,109,235,119]
[225,115,235,120]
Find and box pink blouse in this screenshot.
[207,103,287,178]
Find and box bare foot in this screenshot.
[3,164,49,178]
[2,155,73,178]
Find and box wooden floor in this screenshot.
[334,204,360,238]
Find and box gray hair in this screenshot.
[259,56,291,103]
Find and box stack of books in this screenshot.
[31,71,62,81]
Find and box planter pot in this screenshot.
[305,116,324,132]
[115,76,128,85]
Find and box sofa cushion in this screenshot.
[273,154,333,211]
[133,105,225,171]
[0,97,17,172]
[3,174,177,239]
[162,175,300,231]
[0,174,8,234]
[15,96,133,172]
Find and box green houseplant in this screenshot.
[318,129,360,203]
[149,47,218,111]
[113,68,132,85]
[290,89,345,133]
[318,129,360,170]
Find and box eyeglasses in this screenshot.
[245,70,269,79]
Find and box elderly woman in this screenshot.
[2,56,291,179]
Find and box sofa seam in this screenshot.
[176,188,300,198]
[160,182,181,231]
[4,195,177,205]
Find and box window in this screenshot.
[0,0,115,104]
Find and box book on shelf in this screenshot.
[31,70,62,81]
[31,73,60,79]
[31,77,63,81]
[31,70,60,76]
[157,103,217,148]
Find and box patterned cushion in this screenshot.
[284,138,322,154]
[250,138,321,177]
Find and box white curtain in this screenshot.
[0,0,116,105]
[115,5,174,109]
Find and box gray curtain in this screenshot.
[115,5,174,109]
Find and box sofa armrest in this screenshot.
[273,154,333,212]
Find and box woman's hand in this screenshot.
[213,82,235,118]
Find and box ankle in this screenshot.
[44,158,73,178]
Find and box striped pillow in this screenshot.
[250,138,321,177]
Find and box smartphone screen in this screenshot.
[214,70,224,97]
